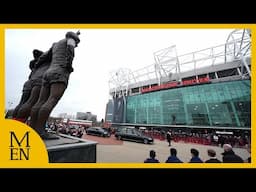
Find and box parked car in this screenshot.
[86,127,111,137]
[115,127,154,144]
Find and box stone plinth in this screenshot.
[45,133,97,163]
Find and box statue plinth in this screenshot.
[45,133,97,163]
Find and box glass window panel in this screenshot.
[126,79,250,128]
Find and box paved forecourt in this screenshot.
[96,139,250,163]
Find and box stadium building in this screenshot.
[106,29,251,133]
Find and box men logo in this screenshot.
[9,131,30,160]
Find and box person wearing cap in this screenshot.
[144,150,160,163]
[222,144,244,163]
[11,49,44,120]
[189,148,203,163]
[29,31,81,140]
[205,149,221,163]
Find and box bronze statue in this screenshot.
[14,49,51,123]
[29,31,81,140]
[12,49,44,120]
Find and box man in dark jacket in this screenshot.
[166,130,172,146]
[205,149,221,163]
[222,144,244,163]
[189,148,203,163]
[144,150,160,163]
[166,148,183,163]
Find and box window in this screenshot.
[217,68,239,78]
[126,80,250,128]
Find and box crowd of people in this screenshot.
[165,130,250,148]
[142,128,250,148]
[144,144,250,163]
[46,121,85,138]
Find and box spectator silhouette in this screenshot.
[189,148,203,163]
[222,144,244,163]
[166,148,183,163]
[205,149,221,163]
[144,150,160,163]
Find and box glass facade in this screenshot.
[126,80,251,128]
[105,100,114,122]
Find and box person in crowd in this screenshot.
[205,149,221,163]
[222,144,244,163]
[189,148,203,163]
[165,148,183,163]
[144,150,160,163]
[166,130,172,146]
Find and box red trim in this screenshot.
[141,77,210,94]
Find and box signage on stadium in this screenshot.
[141,77,210,93]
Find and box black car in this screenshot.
[115,128,154,144]
[86,127,110,137]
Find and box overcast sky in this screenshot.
[5,28,235,120]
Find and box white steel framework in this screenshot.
[225,29,251,78]
[109,29,251,96]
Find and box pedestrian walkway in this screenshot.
[96,139,250,163]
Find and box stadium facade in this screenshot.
[106,29,251,131]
